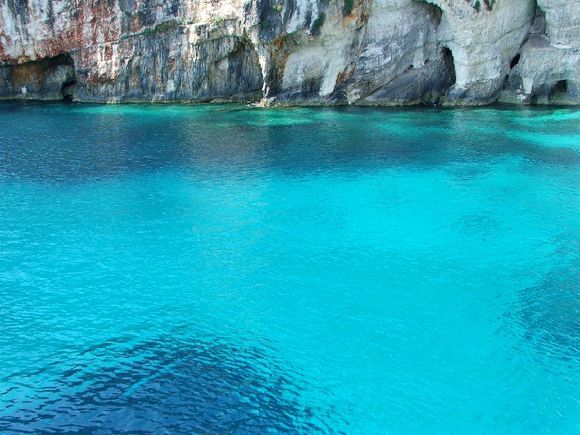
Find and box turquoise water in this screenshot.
[0,103,578,433]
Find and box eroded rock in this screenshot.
[0,0,577,105]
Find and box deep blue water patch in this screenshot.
[512,236,580,362]
[1,333,327,433]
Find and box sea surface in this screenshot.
[0,103,578,433]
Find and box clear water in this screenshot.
[0,103,578,433]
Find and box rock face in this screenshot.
[0,0,578,105]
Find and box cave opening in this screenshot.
[61,80,76,102]
[55,53,76,102]
[416,0,443,26]
[510,53,521,69]
[442,47,456,89]
[549,80,568,100]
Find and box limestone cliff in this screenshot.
[0,0,578,105]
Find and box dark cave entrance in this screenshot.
[61,79,76,102]
[441,47,456,89]
[57,53,77,102]
[510,53,521,69]
[549,80,568,100]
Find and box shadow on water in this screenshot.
[0,334,332,433]
[0,103,578,184]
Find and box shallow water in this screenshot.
[0,103,578,433]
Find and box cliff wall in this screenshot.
[0,0,578,105]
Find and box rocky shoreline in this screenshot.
[1,0,578,106]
